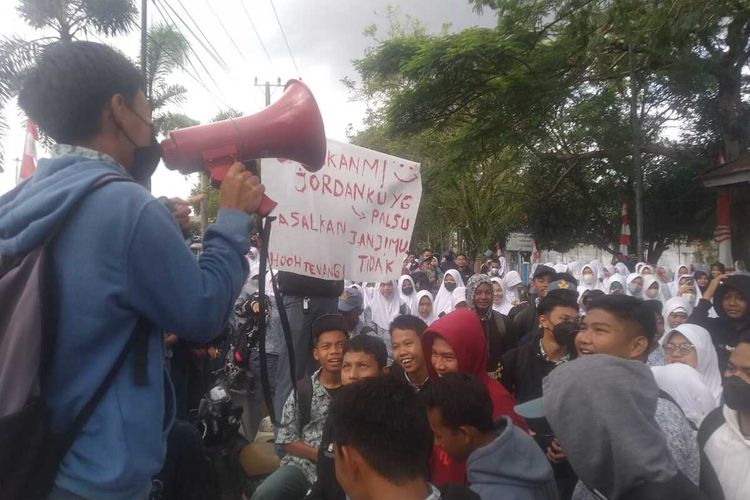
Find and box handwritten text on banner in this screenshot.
[264,139,422,282]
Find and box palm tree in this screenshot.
[146,23,199,136]
[0,0,138,167]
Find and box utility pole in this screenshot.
[629,42,645,262]
[253,77,285,181]
[140,0,148,82]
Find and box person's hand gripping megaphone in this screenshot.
[219,162,266,215]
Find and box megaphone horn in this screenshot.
[160,79,326,216]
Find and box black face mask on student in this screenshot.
[552,320,580,346]
[723,376,750,413]
[444,282,457,292]
[402,286,414,296]
[117,106,161,184]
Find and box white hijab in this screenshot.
[651,363,718,428]
[643,275,666,303]
[615,262,630,276]
[578,264,604,293]
[662,296,693,330]
[369,281,402,330]
[434,269,464,317]
[503,271,523,305]
[491,277,513,315]
[604,274,626,295]
[415,290,437,325]
[452,287,467,309]
[590,260,605,281]
[398,275,418,314]
[670,274,702,307]
[660,324,723,406]
[625,273,643,298]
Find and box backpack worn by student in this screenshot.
[0,175,149,500]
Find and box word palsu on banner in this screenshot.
[263,139,422,282]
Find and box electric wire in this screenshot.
[238,0,273,66]
[202,0,250,66]
[268,0,301,77]
[160,0,229,71]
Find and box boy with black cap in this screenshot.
[500,280,580,498]
[252,315,348,500]
[513,265,558,341]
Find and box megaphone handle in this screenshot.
[257,194,278,217]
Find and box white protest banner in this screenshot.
[263,139,422,282]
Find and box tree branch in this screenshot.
[537,143,710,164]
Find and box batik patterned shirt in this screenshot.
[276,368,333,484]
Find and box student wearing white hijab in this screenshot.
[398,275,418,314]
[614,262,630,276]
[651,363,717,428]
[660,323,723,406]
[490,277,513,315]
[662,296,693,331]
[639,263,655,276]
[368,280,407,331]
[567,261,583,281]
[625,273,644,298]
[643,275,667,303]
[451,286,468,309]
[578,264,604,294]
[671,274,702,307]
[603,264,616,279]
[604,274,627,295]
[433,269,464,317]
[415,290,437,325]
[590,259,605,282]
[503,271,523,306]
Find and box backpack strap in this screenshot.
[697,406,725,449]
[297,375,314,430]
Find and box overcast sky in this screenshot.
[0,0,496,197]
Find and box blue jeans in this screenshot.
[250,465,310,500]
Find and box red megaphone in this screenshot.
[160,79,326,216]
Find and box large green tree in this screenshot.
[348,0,749,261]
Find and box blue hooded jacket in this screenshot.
[0,153,251,500]
[467,417,558,500]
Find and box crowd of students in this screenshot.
[241,252,750,500]
[3,40,749,500]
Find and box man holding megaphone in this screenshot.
[1,41,265,500]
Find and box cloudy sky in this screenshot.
[0,0,496,197]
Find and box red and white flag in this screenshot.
[619,201,631,256]
[18,119,38,182]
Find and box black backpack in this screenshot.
[0,175,149,500]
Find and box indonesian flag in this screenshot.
[19,119,38,182]
[619,201,631,256]
[531,240,540,263]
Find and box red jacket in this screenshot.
[422,308,528,485]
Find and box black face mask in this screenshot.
[723,376,750,413]
[444,282,457,292]
[131,133,162,183]
[552,320,580,347]
[402,286,414,296]
[118,106,161,184]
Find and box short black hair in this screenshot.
[389,315,428,337]
[587,295,657,348]
[312,314,349,344]
[736,331,750,347]
[344,335,387,369]
[711,262,726,273]
[456,252,467,259]
[423,373,493,433]
[643,299,664,316]
[18,41,144,144]
[538,292,579,316]
[422,248,432,253]
[330,376,431,484]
